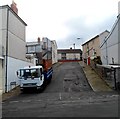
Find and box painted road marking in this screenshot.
[9,101,19,103]
[59,93,62,100]
[22,100,31,103]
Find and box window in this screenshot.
[20,69,40,79]
[28,46,35,53]
[43,42,47,50]
[35,45,41,52]
[87,47,89,56]
[62,53,66,57]
[61,53,66,60]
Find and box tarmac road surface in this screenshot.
[2,62,119,117]
[44,62,92,93]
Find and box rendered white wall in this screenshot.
[107,44,118,64]
[6,57,34,92]
[58,53,80,60]
[57,54,61,60]
[0,59,5,93]
[0,8,7,93]
[0,8,7,55]
[9,10,26,41]
[8,31,26,60]
[66,53,80,60]
[100,17,119,65]
[0,60,2,91]
[0,8,7,30]
[0,6,29,93]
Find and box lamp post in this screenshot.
[73,43,75,49]
[77,37,83,49]
[73,43,76,60]
[77,37,84,68]
[77,37,81,40]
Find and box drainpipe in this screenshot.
[105,39,108,65]
[5,8,9,93]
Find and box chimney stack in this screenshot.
[11,0,18,14]
[38,37,40,43]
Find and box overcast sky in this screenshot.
[1,0,119,49]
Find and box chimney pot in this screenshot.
[11,1,18,14]
[38,37,40,43]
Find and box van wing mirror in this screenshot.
[16,71,19,76]
[16,70,21,79]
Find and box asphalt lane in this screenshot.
[44,62,92,93]
[2,62,119,117]
[2,91,118,117]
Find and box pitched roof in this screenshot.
[82,30,109,46]
[26,41,41,46]
[100,16,119,48]
[57,49,82,54]
[82,35,99,46]
[0,5,27,26]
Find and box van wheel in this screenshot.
[48,76,52,84]
[48,78,51,84]
[21,88,26,93]
[38,83,45,93]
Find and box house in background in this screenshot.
[26,37,42,65]
[26,37,48,65]
[51,40,58,64]
[0,2,33,93]
[57,49,82,62]
[26,37,58,65]
[82,30,109,65]
[100,15,120,65]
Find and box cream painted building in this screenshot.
[0,4,33,92]
[82,30,109,62]
[58,49,82,61]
